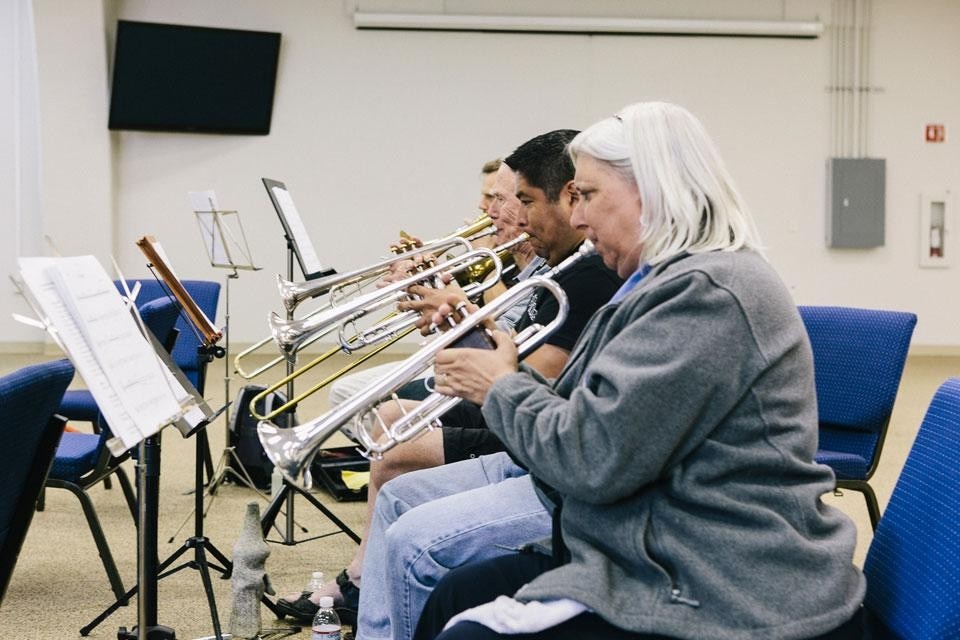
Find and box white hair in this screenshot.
[569,102,763,265]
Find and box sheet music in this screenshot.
[19,256,183,450]
[148,240,178,281]
[195,211,232,266]
[190,190,230,266]
[271,185,326,275]
[136,236,222,345]
[189,189,219,213]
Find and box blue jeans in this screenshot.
[356,452,552,640]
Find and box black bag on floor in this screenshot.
[227,384,298,490]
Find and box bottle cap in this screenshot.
[318,595,334,608]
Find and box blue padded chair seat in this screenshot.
[814,450,868,479]
[58,390,100,424]
[816,424,880,478]
[50,433,101,482]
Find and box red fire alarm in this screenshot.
[925,124,945,143]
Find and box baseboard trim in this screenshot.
[908,345,960,357]
[0,341,47,355]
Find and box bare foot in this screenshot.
[280,570,354,606]
[307,579,344,606]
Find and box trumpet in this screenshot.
[280,215,494,315]
[337,232,531,354]
[277,235,472,315]
[257,241,594,487]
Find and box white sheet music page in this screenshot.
[271,186,326,275]
[188,189,219,213]
[18,256,183,449]
[189,190,231,266]
[194,211,231,266]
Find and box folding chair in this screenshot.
[798,306,916,530]
[0,359,74,605]
[862,377,960,638]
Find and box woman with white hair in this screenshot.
[414,102,865,640]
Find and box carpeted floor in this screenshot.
[0,350,379,639]
[0,351,957,639]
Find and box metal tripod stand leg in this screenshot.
[166,444,311,543]
[260,479,361,545]
[84,420,283,639]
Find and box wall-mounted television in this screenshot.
[108,20,281,135]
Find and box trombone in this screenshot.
[233,216,495,380]
[257,241,594,487]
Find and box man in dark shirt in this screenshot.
[390,131,621,465]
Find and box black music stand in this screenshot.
[81,260,279,640]
[259,178,358,546]
[15,257,199,640]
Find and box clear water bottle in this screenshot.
[305,570,325,595]
[312,595,341,640]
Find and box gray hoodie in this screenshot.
[483,249,865,640]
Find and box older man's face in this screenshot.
[487,164,523,242]
[477,170,498,214]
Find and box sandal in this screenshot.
[275,570,360,626]
[275,592,319,624]
[335,569,361,611]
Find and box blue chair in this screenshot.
[58,279,221,429]
[862,377,960,638]
[798,306,917,530]
[42,296,181,601]
[0,359,74,605]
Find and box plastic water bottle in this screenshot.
[305,570,325,595]
[312,595,341,640]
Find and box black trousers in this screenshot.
[414,553,864,640]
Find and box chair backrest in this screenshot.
[798,306,917,477]
[136,296,183,355]
[115,279,220,392]
[0,359,75,604]
[862,377,960,639]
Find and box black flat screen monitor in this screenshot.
[108,20,281,135]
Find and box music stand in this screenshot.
[259,178,359,546]
[16,255,207,640]
[189,190,265,497]
[118,236,280,640]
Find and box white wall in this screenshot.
[10,0,960,349]
[0,0,43,348]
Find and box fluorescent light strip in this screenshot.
[353,13,824,38]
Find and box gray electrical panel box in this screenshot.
[826,158,886,248]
